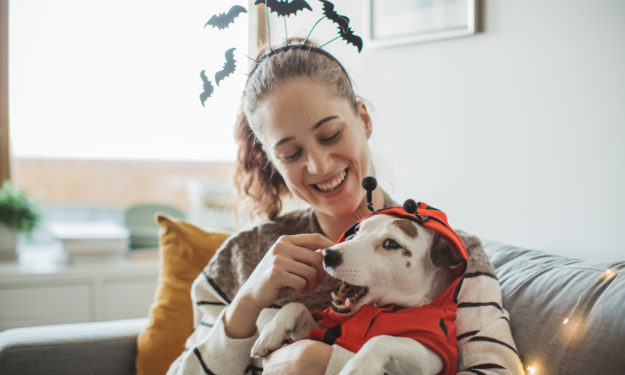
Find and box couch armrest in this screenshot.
[0,318,148,375]
[482,239,625,375]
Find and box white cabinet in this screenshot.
[0,244,159,331]
[0,283,92,330]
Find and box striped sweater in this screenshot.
[167,207,524,375]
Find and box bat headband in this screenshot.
[245,43,354,91]
[200,0,363,105]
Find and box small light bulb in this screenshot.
[563,318,569,325]
[603,269,616,280]
[527,365,537,374]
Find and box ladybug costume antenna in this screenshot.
[402,199,418,214]
[361,176,377,213]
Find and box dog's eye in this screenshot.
[345,233,356,241]
[382,239,401,250]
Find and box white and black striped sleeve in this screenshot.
[456,232,525,375]
[166,270,269,375]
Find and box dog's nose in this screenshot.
[323,248,342,269]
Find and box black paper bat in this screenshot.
[319,0,362,52]
[204,5,247,30]
[339,24,362,52]
[199,70,214,106]
[319,0,349,31]
[254,0,312,17]
[215,48,237,87]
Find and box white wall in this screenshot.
[265,1,624,261]
[341,0,624,261]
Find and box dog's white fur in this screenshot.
[251,214,461,375]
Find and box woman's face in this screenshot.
[251,77,374,219]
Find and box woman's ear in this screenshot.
[357,101,373,139]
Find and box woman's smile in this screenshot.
[312,168,348,193]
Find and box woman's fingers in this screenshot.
[313,249,326,287]
[243,233,335,308]
[287,233,335,249]
[273,254,320,294]
[273,233,333,276]
[279,269,309,294]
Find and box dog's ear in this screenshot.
[430,231,463,268]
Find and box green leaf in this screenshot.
[0,180,43,234]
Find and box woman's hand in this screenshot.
[262,339,333,375]
[224,233,334,338]
[243,233,333,308]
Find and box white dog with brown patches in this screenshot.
[251,212,465,375]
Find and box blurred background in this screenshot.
[1,0,624,261]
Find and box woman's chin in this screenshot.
[316,198,363,219]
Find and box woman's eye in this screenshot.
[280,149,302,162]
[382,239,401,250]
[320,130,341,144]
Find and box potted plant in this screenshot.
[0,180,42,259]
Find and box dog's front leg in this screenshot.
[339,336,443,375]
[251,302,320,358]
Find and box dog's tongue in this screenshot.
[330,280,368,314]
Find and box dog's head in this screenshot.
[323,213,465,315]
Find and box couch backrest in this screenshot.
[483,240,625,375]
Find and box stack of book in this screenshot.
[48,220,130,259]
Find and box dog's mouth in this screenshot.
[330,280,369,314]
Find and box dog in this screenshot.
[251,202,468,375]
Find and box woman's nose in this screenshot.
[306,148,332,175]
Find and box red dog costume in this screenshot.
[308,179,469,375]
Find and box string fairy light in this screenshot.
[603,268,617,281]
[522,268,619,374]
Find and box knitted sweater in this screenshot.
[167,206,524,375]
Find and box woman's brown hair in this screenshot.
[234,39,358,220]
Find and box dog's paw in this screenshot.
[251,302,316,358]
[251,330,289,358]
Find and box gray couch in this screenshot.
[1,240,624,374]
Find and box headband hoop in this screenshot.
[245,43,354,91]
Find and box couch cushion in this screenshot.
[483,240,625,375]
[0,318,147,375]
[135,215,230,375]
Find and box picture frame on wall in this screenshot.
[366,0,477,49]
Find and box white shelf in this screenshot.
[0,243,159,331]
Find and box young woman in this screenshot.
[168,42,523,375]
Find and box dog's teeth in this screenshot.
[345,298,352,308]
[331,292,338,301]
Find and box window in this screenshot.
[9,0,249,161]
[6,0,254,210]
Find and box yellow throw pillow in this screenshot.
[135,214,230,375]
